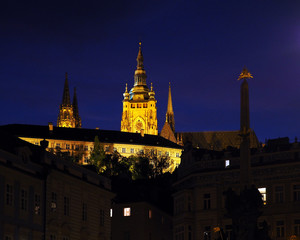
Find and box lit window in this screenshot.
[165,152,169,156]
[84,157,88,164]
[225,160,230,168]
[105,146,110,152]
[75,145,79,150]
[130,148,134,153]
[124,207,131,216]
[176,153,180,157]
[158,151,162,156]
[258,187,267,205]
[122,148,126,153]
[84,145,88,151]
[110,208,113,217]
[148,209,152,219]
[66,144,70,149]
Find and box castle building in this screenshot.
[57,72,81,128]
[121,43,158,135]
[0,123,182,170]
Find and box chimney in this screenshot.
[48,122,53,132]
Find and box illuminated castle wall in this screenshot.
[121,43,158,135]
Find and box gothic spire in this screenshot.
[62,72,71,106]
[166,83,175,133]
[73,87,81,128]
[136,42,144,70]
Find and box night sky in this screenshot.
[1,1,300,142]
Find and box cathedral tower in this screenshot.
[160,83,176,143]
[57,73,78,128]
[121,43,158,135]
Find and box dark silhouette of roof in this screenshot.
[0,124,182,149]
[179,129,260,151]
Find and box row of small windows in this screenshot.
[50,143,91,151]
[175,184,300,214]
[131,103,148,108]
[50,192,106,224]
[120,148,180,157]
[6,184,41,215]
[110,207,164,223]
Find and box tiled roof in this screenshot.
[179,130,260,151]
[0,124,182,149]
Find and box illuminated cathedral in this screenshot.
[57,72,81,128]
[121,43,158,135]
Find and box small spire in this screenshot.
[166,82,175,133]
[238,67,253,81]
[167,82,174,114]
[73,87,82,128]
[136,42,144,70]
[151,82,153,91]
[125,83,128,92]
[62,72,71,105]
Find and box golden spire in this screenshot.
[238,67,253,81]
[123,83,129,100]
[136,41,144,70]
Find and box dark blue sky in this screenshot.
[1,0,300,142]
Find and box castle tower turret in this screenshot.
[121,42,158,135]
[57,73,76,128]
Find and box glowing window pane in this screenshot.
[110,208,113,217]
[124,207,131,216]
[258,187,267,205]
[225,160,230,168]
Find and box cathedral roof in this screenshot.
[179,130,260,151]
[1,124,182,149]
[160,122,176,143]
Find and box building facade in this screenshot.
[173,141,300,240]
[112,201,173,240]
[121,43,158,135]
[0,131,113,240]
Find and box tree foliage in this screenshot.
[89,141,173,179]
